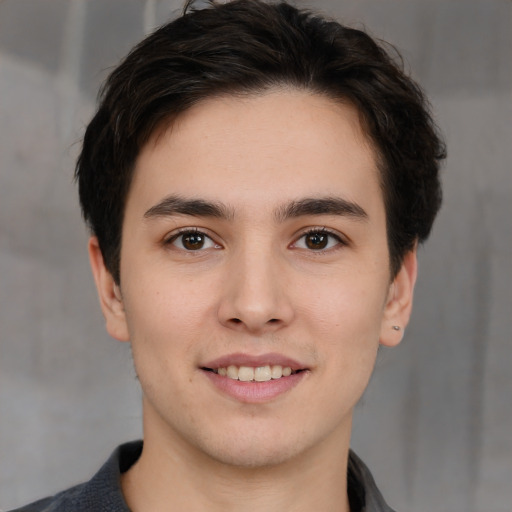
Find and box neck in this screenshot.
[122,411,352,512]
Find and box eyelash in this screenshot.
[164,228,219,251]
[292,228,347,252]
[163,227,347,252]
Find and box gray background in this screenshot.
[1,0,511,510]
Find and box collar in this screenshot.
[31,441,395,512]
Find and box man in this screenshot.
[12,0,445,510]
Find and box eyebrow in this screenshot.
[144,195,235,220]
[143,195,368,223]
[274,197,368,223]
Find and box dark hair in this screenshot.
[76,0,446,283]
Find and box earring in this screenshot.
[392,325,401,331]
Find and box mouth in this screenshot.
[201,365,305,382]
[200,353,309,402]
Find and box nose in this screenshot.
[217,243,294,334]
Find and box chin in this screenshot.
[206,438,303,469]
[193,420,322,470]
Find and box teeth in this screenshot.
[282,366,292,377]
[238,366,254,382]
[254,366,272,382]
[271,365,283,379]
[215,365,294,381]
[227,365,238,379]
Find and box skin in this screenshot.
[89,89,417,512]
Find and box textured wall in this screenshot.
[1,1,511,510]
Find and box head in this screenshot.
[79,0,446,471]
[76,0,445,285]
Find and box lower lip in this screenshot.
[202,370,307,403]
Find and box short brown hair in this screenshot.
[76,0,446,282]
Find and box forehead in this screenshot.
[129,89,383,219]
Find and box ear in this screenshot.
[88,236,130,342]
[379,248,418,347]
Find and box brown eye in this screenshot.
[182,232,206,250]
[168,230,217,251]
[305,232,329,250]
[294,230,343,251]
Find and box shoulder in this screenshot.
[348,450,397,512]
[8,482,90,512]
[7,441,142,512]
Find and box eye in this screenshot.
[167,230,219,251]
[293,229,344,251]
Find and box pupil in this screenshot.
[183,233,204,250]
[306,232,328,250]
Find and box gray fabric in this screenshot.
[348,451,396,512]
[8,441,395,512]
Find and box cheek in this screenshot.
[301,275,387,335]
[298,275,387,379]
[122,279,210,406]
[120,268,219,369]
[124,262,216,322]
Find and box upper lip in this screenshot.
[202,352,306,372]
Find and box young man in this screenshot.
[13,1,445,511]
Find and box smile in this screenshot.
[200,354,308,402]
[206,365,298,382]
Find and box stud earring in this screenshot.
[392,325,401,331]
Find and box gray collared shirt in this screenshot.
[10,441,396,512]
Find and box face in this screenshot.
[90,90,416,469]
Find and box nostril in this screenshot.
[223,316,284,331]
